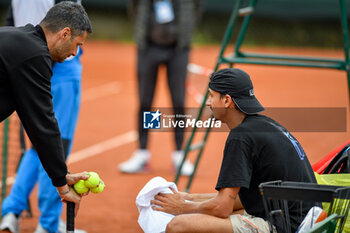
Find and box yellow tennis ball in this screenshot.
[73,180,89,194]
[90,180,105,194]
[84,172,100,188]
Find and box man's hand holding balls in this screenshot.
[58,171,105,216]
[73,171,105,195]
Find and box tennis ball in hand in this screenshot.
[73,180,89,194]
[84,172,100,188]
[90,180,105,194]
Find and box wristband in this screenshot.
[58,186,70,195]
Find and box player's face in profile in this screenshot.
[206,88,226,120]
[52,30,87,63]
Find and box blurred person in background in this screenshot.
[119,0,202,176]
[0,1,87,233]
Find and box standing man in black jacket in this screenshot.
[0,1,92,215]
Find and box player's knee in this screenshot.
[166,216,186,233]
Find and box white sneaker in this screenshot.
[0,213,20,233]
[58,219,87,233]
[172,151,194,176]
[118,149,150,173]
[34,223,47,233]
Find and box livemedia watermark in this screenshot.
[142,107,347,132]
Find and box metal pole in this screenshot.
[339,0,350,101]
[217,0,242,64]
[234,0,258,56]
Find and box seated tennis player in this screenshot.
[151,68,317,233]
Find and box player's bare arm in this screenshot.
[181,192,216,202]
[181,191,243,210]
[152,187,240,218]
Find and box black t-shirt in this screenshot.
[215,114,316,231]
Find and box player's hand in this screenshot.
[66,172,89,186]
[58,185,82,217]
[151,187,186,215]
[178,191,190,200]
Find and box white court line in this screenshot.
[1,130,137,187]
[67,130,137,164]
[187,63,213,77]
[0,176,15,187]
[82,81,120,102]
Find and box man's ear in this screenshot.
[224,94,233,108]
[60,27,72,41]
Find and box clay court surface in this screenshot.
[9,41,350,232]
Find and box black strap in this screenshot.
[323,144,350,174]
[327,147,350,174]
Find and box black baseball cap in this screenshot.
[208,68,264,115]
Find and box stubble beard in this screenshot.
[51,41,71,63]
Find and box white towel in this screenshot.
[136,176,177,233]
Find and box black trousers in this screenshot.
[137,43,189,150]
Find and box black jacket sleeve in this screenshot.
[9,55,68,187]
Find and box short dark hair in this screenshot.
[219,93,226,99]
[40,1,92,38]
